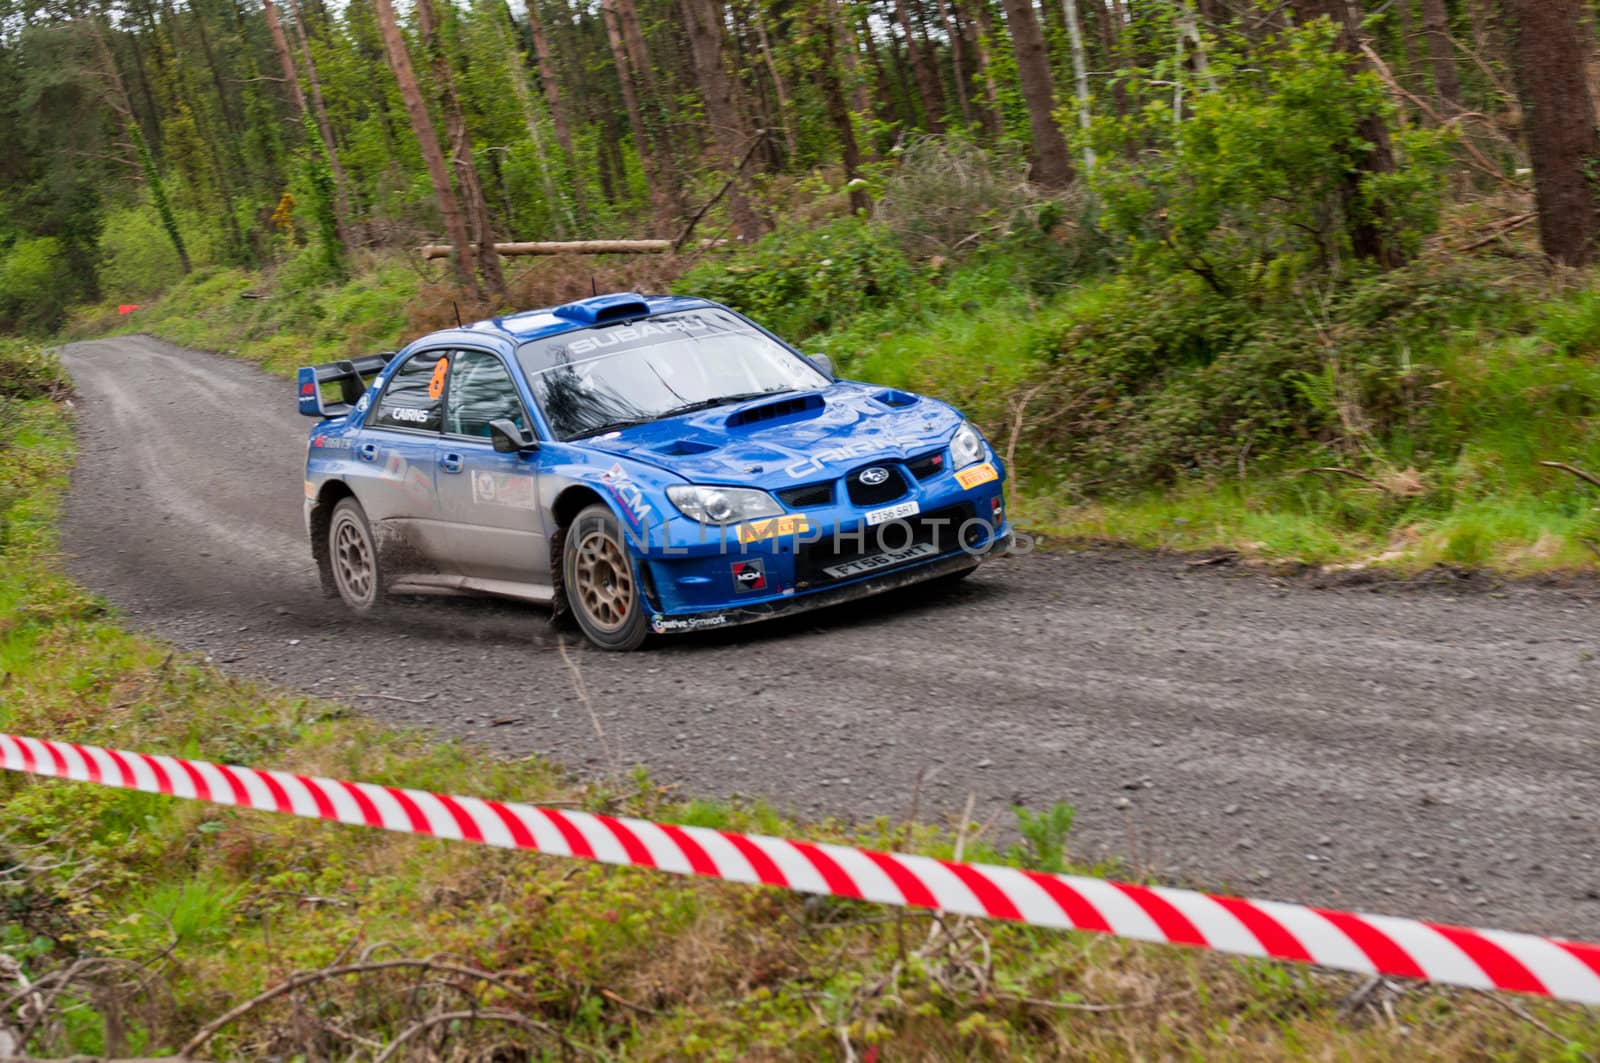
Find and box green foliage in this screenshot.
[297,112,346,283]
[0,237,75,333]
[96,204,190,301]
[0,338,68,400]
[676,218,915,340]
[1087,20,1450,294]
[1009,802,1076,874]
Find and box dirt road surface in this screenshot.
[56,336,1600,938]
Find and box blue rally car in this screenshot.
[298,292,1010,650]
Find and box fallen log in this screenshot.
[418,239,721,260]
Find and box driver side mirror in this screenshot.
[489,418,538,454]
[807,353,834,379]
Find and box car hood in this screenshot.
[573,382,964,489]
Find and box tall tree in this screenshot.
[371,0,479,295]
[1419,0,1462,115]
[893,0,945,130]
[287,0,360,248]
[1290,0,1404,267]
[414,0,506,298]
[680,0,764,240]
[998,0,1074,186]
[524,0,587,226]
[1063,0,1094,172]
[1502,0,1600,265]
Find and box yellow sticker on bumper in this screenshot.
[956,463,999,489]
[738,515,813,544]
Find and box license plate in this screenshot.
[822,541,939,579]
[865,499,920,526]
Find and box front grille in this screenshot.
[796,503,977,588]
[777,481,834,509]
[844,464,909,507]
[906,450,946,480]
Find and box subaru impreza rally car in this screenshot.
[299,292,1009,650]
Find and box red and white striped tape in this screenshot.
[3,732,1598,1005]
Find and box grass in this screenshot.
[5,337,1599,1056]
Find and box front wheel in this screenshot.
[563,504,650,651]
[327,497,385,613]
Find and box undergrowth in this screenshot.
[4,339,1596,1057]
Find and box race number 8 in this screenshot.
[428,357,449,401]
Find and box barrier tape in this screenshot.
[3,732,1598,1006]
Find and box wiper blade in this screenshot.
[657,389,796,419]
[570,418,654,440]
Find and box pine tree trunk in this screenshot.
[1419,0,1462,115]
[492,2,569,237]
[998,0,1074,186]
[372,0,479,296]
[813,0,869,211]
[837,10,873,117]
[287,0,359,249]
[527,0,589,225]
[601,0,673,232]
[1062,0,1093,172]
[935,0,975,126]
[680,0,765,240]
[970,0,1006,136]
[1291,0,1403,267]
[1097,0,1128,119]
[1504,0,1600,265]
[414,0,506,299]
[262,0,308,112]
[752,7,800,159]
[894,0,946,130]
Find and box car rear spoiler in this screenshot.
[296,353,395,418]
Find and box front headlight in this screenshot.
[666,485,783,525]
[950,421,986,469]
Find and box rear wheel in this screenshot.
[563,503,649,651]
[328,498,385,613]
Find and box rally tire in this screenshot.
[563,503,650,651]
[327,498,386,614]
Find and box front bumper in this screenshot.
[648,528,1010,635]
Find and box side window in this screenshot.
[444,349,529,439]
[373,350,448,432]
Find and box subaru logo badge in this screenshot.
[859,466,890,486]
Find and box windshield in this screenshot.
[516,308,831,441]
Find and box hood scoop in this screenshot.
[652,438,720,457]
[725,392,825,429]
[874,389,919,409]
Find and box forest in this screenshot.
[5,0,1600,568]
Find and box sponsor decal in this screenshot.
[300,381,316,396]
[427,357,449,400]
[311,434,354,450]
[650,613,730,633]
[567,316,711,356]
[822,541,939,579]
[731,558,767,593]
[470,469,536,509]
[389,406,433,424]
[381,451,435,505]
[858,466,891,486]
[956,462,999,489]
[602,463,654,531]
[865,500,919,527]
[737,514,813,544]
[784,438,889,479]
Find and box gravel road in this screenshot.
[55,335,1600,938]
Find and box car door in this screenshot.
[353,347,458,573]
[433,347,548,586]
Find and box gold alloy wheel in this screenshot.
[332,515,375,605]
[572,528,634,632]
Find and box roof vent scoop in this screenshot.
[552,292,651,325]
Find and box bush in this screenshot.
[0,237,75,334]
[0,339,67,400]
[675,217,914,340]
[97,204,189,302]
